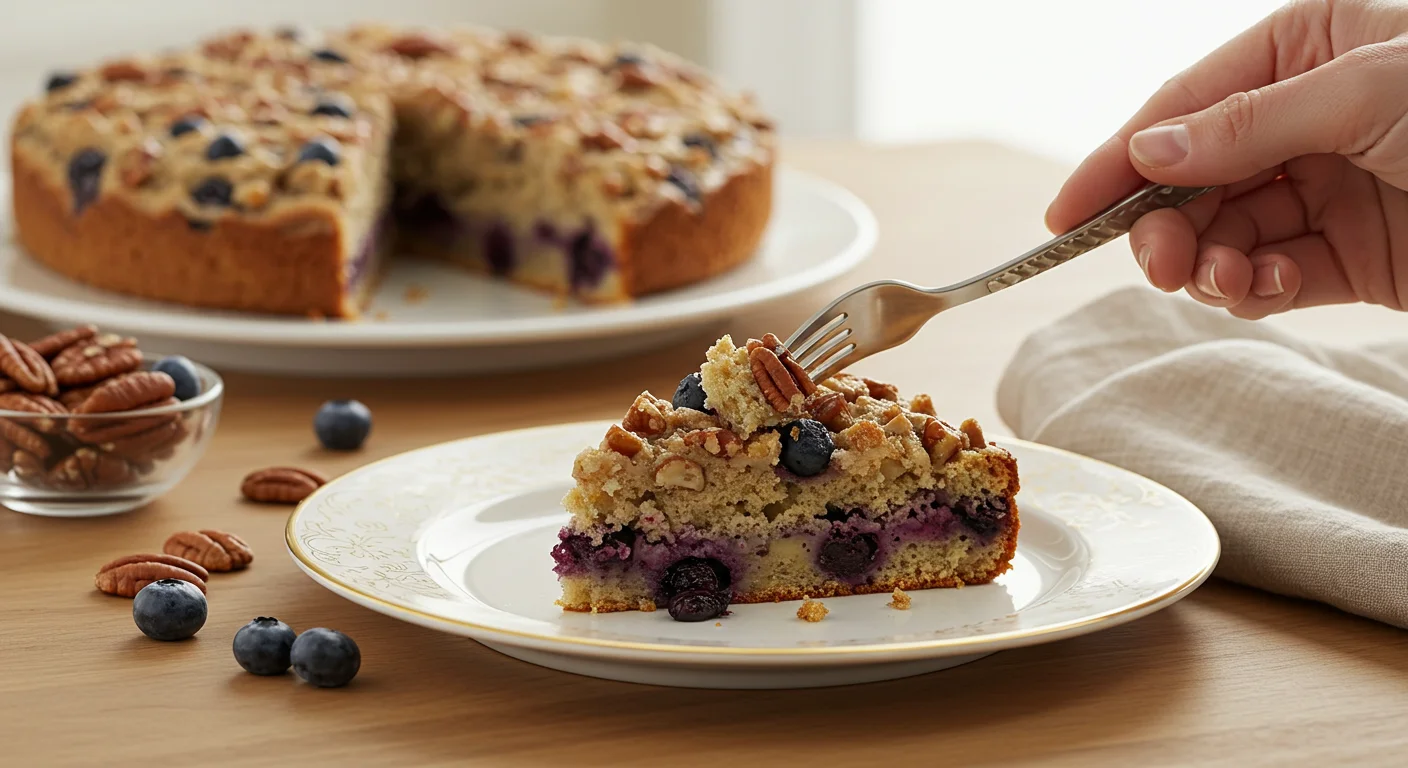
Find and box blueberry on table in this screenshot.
[296,138,341,166]
[153,355,201,400]
[191,176,234,207]
[67,148,106,215]
[205,132,245,161]
[169,115,206,138]
[45,72,78,93]
[778,419,835,477]
[671,372,709,412]
[290,627,361,687]
[667,589,730,622]
[233,617,297,675]
[132,579,207,641]
[314,399,372,451]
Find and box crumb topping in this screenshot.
[563,334,1016,542]
[12,24,774,233]
[887,587,911,610]
[797,597,829,622]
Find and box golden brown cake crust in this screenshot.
[616,161,772,297]
[11,143,351,318]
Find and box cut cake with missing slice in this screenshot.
[554,333,1020,617]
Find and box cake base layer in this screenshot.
[10,142,772,317]
[553,489,1019,613]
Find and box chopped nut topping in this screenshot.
[682,427,743,457]
[862,377,900,402]
[960,418,987,449]
[654,455,704,490]
[910,394,937,417]
[603,424,644,457]
[622,392,669,436]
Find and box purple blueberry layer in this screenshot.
[395,192,616,290]
[552,489,1014,598]
[346,208,391,290]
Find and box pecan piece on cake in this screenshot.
[0,337,58,396]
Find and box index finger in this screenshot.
[1043,5,1293,233]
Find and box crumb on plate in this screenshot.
[403,284,429,304]
[888,587,911,610]
[797,596,828,623]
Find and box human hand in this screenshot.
[1046,0,1408,318]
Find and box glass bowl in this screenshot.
[0,360,223,517]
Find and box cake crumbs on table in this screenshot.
[714,622,721,627]
[403,284,429,304]
[797,596,828,622]
[888,587,911,610]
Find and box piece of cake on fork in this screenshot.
[553,334,1020,621]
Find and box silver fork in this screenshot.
[784,183,1214,382]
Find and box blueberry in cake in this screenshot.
[554,334,1020,619]
[9,25,774,318]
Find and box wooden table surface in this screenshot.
[3,141,1406,767]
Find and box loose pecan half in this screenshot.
[0,392,67,433]
[0,337,58,396]
[75,372,175,414]
[47,448,135,491]
[163,529,253,572]
[95,553,208,597]
[51,334,142,387]
[27,325,97,359]
[241,466,328,504]
[12,449,46,481]
[0,414,53,460]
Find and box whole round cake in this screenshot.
[8,24,776,318]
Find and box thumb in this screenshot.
[1126,42,1408,185]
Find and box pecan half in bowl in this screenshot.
[0,359,223,517]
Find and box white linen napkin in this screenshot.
[997,287,1408,628]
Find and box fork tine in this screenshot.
[797,326,852,369]
[787,311,848,361]
[807,342,860,382]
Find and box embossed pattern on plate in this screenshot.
[285,422,1219,687]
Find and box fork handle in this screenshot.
[979,184,1213,295]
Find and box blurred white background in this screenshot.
[0,0,1286,165]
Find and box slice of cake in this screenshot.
[554,334,1020,620]
[9,25,774,317]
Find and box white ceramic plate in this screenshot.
[0,168,875,376]
[285,421,1220,689]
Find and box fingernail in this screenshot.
[1252,263,1284,297]
[1137,244,1153,280]
[1195,259,1227,299]
[1130,124,1190,168]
